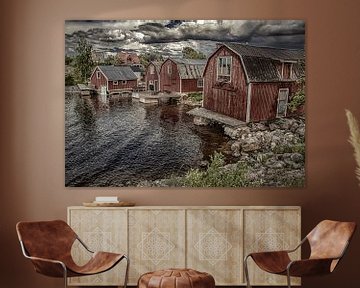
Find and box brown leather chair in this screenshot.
[244,220,356,288]
[16,220,129,288]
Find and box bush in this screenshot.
[65,74,75,86]
[180,152,251,187]
[288,76,305,112]
[187,92,203,102]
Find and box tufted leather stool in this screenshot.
[138,268,215,288]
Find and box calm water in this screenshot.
[65,93,229,186]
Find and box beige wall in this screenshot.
[1,0,360,287]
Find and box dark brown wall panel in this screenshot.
[1,1,360,288]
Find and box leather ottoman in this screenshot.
[138,268,215,288]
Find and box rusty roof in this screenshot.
[169,58,206,79]
[222,42,305,82]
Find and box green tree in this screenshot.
[104,55,116,65]
[288,75,305,113]
[65,74,75,86]
[139,52,163,67]
[182,47,206,59]
[74,38,94,83]
[65,55,74,66]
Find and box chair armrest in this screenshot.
[287,258,336,277]
[25,255,67,278]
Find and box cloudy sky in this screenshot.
[65,20,305,57]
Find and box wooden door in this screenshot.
[276,88,289,117]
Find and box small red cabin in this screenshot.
[145,61,162,92]
[203,43,305,122]
[160,58,206,93]
[90,65,138,93]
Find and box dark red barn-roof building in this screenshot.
[90,65,138,94]
[145,61,162,92]
[160,58,206,93]
[202,42,305,122]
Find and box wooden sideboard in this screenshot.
[67,206,301,286]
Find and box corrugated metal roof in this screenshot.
[170,58,206,79]
[224,42,304,61]
[220,42,305,82]
[98,65,137,81]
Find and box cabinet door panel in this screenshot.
[128,209,186,284]
[244,209,301,286]
[68,209,127,286]
[187,209,243,285]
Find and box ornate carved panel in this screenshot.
[67,206,300,286]
[128,209,186,284]
[68,208,127,286]
[187,209,243,285]
[243,209,301,286]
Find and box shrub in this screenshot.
[187,92,203,102]
[182,152,251,187]
[65,74,75,86]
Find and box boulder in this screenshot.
[241,137,261,152]
[290,152,304,163]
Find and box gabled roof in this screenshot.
[149,61,163,73]
[224,42,304,62]
[166,58,206,79]
[97,65,137,81]
[216,42,305,82]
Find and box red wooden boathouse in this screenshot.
[145,61,162,92]
[90,65,138,94]
[160,58,206,93]
[203,43,305,122]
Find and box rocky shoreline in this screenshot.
[137,116,305,187]
[219,117,305,187]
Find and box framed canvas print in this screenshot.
[65,20,305,187]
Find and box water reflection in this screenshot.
[65,93,229,187]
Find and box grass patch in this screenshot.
[166,152,253,187]
[187,92,203,102]
[272,143,305,154]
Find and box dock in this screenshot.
[187,107,246,128]
[77,84,96,96]
[136,92,182,104]
[109,89,132,97]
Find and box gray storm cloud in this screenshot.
[65,20,305,56]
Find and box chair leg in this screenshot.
[286,270,291,288]
[62,264,68,288]
[244,255,252,288]
[123,255,130,288]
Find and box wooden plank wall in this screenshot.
[160,59,180,92]
[203,47,248,121]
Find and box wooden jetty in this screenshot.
[77,84,96,96]
[137,92,182,104]
[187,107,246,128]
[108,88,133,97]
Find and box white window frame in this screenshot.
[216,56,232,83]
[197,78,204,88]
[276,88,289,118]
[96,71,101,79]
[122,80,127,85]
[167,64,172,75]
[113,81,118,86]
[281,62,293,79]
